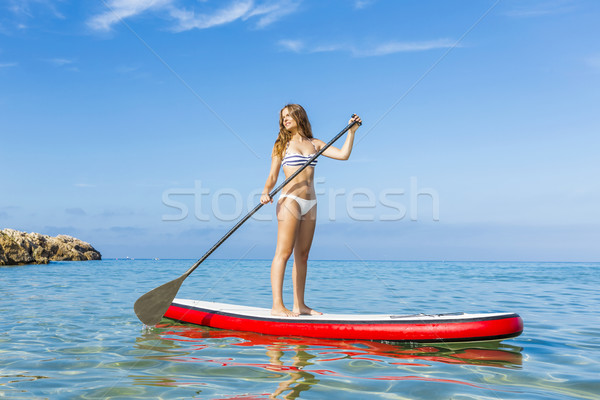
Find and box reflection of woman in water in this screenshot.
[261,104,361,317]
[267,345,318,400]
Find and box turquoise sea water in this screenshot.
[1,259,599,399]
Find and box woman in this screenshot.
[260,104,361,317]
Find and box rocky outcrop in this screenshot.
[0,229,101,266]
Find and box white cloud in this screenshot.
[168,0,253,32]
[7,1,33,16]
[278,39,304,52]
[45,57,79,72]
[87,0,301,32]
[0,1,64,34]
[87,0,173,31]
[243,0,301,28]
[47,57,73,66]
[6,0,66,19]
[0,62,18,68]
[312,44,346,53]
[278,38,458,57]
[355,38,457,57]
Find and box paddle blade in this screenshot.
[133,274,186,326]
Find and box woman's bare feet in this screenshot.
[271,306,299,317]
[293,305,323,316]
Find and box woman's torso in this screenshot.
[281,138,319,200]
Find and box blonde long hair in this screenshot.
[273,104,313,158]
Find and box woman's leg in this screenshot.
[271,198,301,316]
[292,205,322,315]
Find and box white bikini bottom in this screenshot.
[279,194,317,216]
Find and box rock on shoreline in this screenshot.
[0,229,101,266]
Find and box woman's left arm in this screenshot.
[315,114,362,160]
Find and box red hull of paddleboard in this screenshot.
[164,300,523,342]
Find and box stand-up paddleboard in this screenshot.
[164,299,523,343]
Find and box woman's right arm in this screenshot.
[260,153,282,204]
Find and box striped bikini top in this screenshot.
[281,139,318,168]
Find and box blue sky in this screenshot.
[1,0,599,261]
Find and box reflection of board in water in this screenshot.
[155,321,524,368]
[149,322,523,399]
[163,299,523,343]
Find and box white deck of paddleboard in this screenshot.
[172,299,511,322]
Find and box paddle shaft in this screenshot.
[182,119,360,277]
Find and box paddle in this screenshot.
[134,116,361,326]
